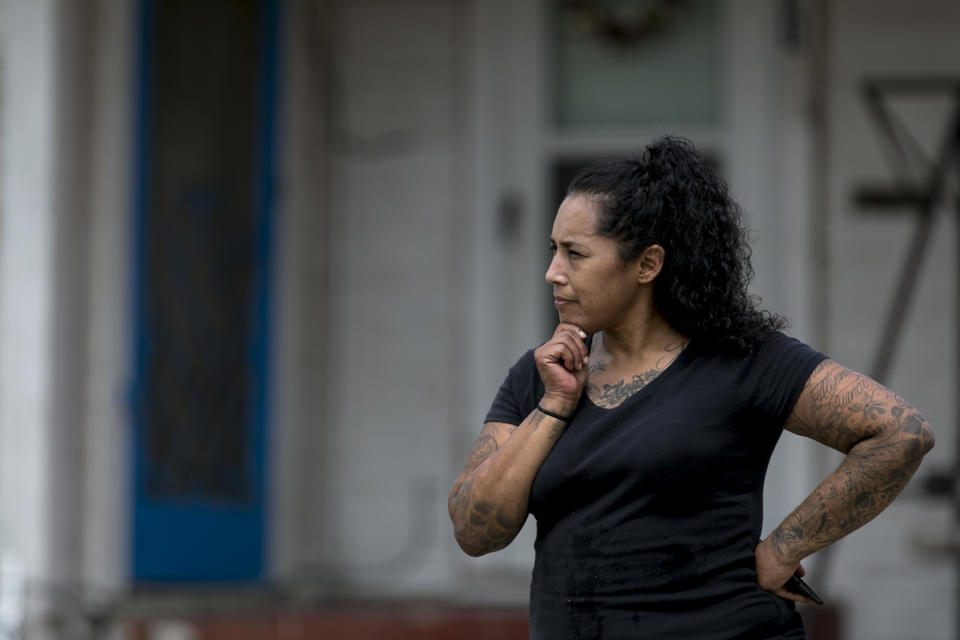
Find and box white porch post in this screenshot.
[0,0,60,632]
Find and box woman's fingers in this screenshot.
[534,324,591,404]
[754,539,812,603]
[553,323,587,340]
[553,333,588,370]
[550,325,588,367]
[539,338,581,371]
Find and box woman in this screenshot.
[448,137,935,639]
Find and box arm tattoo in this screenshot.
[449,411,557,556]
[466,434,498,468]
[773,360,934,562]
[529,405,566,440]
[451,474,527,554]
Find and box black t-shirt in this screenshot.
[484,332,827,640]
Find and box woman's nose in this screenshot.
[545,255,566,285]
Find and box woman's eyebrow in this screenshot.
[552,238,589,249]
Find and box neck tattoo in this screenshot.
[586,341,686,409]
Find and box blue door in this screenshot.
[131,0,279,582]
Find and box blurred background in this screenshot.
[0,0,958,638]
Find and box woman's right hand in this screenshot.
[534,323,590,413]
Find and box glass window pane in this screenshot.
[552,0,724,129]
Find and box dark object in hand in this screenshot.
[786,575,824,605]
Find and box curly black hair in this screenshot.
[566,136,786,353]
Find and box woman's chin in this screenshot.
[556,310,575,325]
[557,312,593,334]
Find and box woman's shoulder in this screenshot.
[690,331,827,381]
[751,330,825,360]
[698,330,820,358]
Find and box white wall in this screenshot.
[818,1,960,639]
[277,0,472,599]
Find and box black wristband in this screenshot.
[537,404,573,423]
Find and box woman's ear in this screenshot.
[636,244,665,284]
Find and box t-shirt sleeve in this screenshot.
[742,332,829,426]
[484,349,543,425]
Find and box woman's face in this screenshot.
[546,194,647,334]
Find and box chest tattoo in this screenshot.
[585,342,686,408]
[587,367,664,408]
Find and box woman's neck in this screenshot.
[598,311,687,365]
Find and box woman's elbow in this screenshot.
[452,524,506,557]
[450,511,517,557]
[917,420,935,456]
[449,496,493,556]
[455,536,493,558]
[901,409,935,458]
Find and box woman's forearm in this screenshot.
[768,412,934,564]
[448,409,567,557]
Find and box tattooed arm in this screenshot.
[449,323,590,557]
[448,412,568,556]
[755,359,935,602]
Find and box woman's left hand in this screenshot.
[754,538,811,604]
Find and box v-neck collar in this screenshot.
[580,336,697,413]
